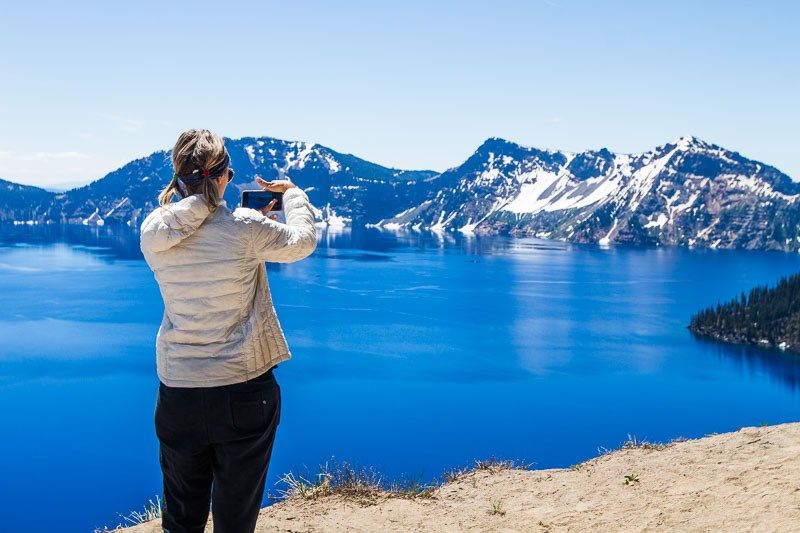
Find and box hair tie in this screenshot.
[174,146,230,183]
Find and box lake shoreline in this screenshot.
[121,421,800,532]
[689,326,800,355]
[7,228,800,532]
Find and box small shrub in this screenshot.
[489,499,506,516]
[624,474,640,485]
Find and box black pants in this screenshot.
[154,368,281,533]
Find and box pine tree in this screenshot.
[688,272,800,353]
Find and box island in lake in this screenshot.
[689,273,800,353]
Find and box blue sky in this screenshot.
[1,0,798,188]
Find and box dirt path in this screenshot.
[122,423,800,532]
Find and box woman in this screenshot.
[139,129,317,532]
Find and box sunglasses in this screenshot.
[227,168,235,182]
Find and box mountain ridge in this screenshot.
[375,134,799,251]
[2,135,798,251]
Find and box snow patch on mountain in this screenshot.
[375,135,800,251]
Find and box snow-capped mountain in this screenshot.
[4,136,436,228]
[377,136,800,251]
[3,134,798,251]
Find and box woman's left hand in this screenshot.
[256,176,296,193]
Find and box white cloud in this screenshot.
[98,113,145,132]
[0,149,93,187]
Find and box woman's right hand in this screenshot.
[260,199,278,217]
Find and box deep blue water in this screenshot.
[2,224,800,532]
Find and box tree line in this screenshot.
[689,272,800,353]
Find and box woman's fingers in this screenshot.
[269,214,278,221]
[256,176,295,193]
[260,199,277,215]
[256,176,273,190]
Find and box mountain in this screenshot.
[376,136,800,251]
[689,273,800,353]
[0,178,55,223]
[2,135,798,251]
[2,137,437,228]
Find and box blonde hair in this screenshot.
[158,129,228,210]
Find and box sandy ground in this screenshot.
[122,423,800,532]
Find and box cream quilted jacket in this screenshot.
[140,187,317,387]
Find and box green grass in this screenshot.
[489,499,506,516]
[624,474,640,485]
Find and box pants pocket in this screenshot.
[229,390,266,432]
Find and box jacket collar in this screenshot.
[188,192,227,209]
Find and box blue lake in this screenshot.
[2,224,800,532]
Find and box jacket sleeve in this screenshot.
[249,187,317,263]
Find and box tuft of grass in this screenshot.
[280,461,438,503]
[598,433,680,457]
[624,474,640,485]
[489,499,506,516]
[444,457,530,484]
[621,434,670,451]
[279,470,333,500]
[443,467,463,484]
[94,496,162,532]
[389,477,436,499]
[474,457,523,472]
[278,456,529,505]
[279,461,384,503]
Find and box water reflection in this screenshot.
[695,337,800,393]
[0,224,141,260]
[2,223,800,396]
[0,223,574,261]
